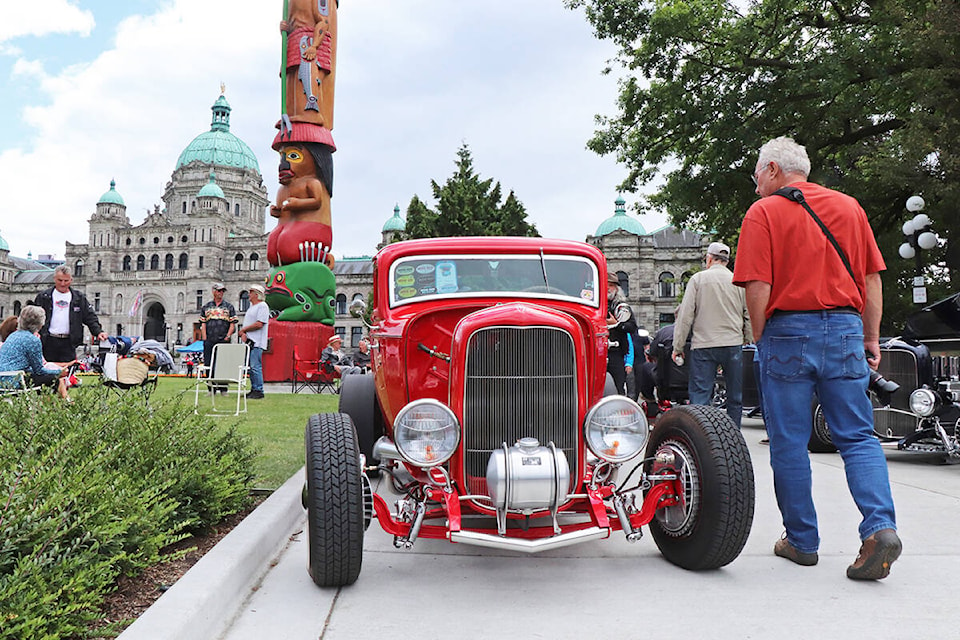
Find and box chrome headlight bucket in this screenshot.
[393,399,461,467]
[584,396,649,463]
[908,388,940,417]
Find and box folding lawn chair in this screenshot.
[100,354,159,401]
[291,345,339,394]
[194,343,250,416]
[0,370,44,399]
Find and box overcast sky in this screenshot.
[0,0,667,261]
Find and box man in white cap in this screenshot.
[320,334,363,378]
[239,284,269,399]
[672,241,752,426]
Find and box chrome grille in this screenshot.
[874,348,920,437]
[463,326,578,494]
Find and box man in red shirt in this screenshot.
[733,137,901,580]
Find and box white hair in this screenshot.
[758,136,811,178]
[54,264,72,277]
[19,305,46,333]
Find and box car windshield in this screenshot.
[388,254,599,308]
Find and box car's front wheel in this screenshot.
[304,412,365,587]
[645,405,755,570]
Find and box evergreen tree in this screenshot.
[399,144,539,240]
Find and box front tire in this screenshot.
[305,413,364,587]
[645,405,755,570]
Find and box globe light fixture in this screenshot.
[901,195,939,306]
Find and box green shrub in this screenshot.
[0,388,258,639]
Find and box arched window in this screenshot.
[336,293,347,315]
[179,253,188,269]
[165,254,174,270]
[115,294,123,314]
[235,203,241,216]
[150,254,160,270]
[239,291,250,312]
[13,300,22,315]
[616,270,629,298]
[123,256,132,271]
[74,260,84,277]
[249,252,259,271]
[679,271,694,296]
[658,272,676,298]
[234,253,244,271]
[182,201,187,214]
[136,255,145,271]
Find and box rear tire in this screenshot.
[645,405,755,570]
[338,373,383,467]
[305,413,364,587]
[807,399,837,453]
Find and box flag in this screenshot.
[128,290,143,317]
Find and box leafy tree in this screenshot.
[567,0,960,330]
[400,144,539,240]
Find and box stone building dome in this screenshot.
[175,93,260,173]
[594,195,646,237]
[382,204,405,232]
[197,170,226,199]
[98,179,125,206]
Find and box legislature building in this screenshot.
[0,95,707,355]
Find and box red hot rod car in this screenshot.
[304,237,755,586]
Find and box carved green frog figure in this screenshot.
[265,262,336,324]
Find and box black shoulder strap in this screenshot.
[773,187,858,288]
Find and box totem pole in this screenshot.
[262,0,339,380]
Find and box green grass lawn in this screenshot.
[79,374,338,489]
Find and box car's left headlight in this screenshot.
[908,388,940,417]
[393,399,460,467]
[584,396,649,463]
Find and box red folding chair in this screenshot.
[292,345,339,394]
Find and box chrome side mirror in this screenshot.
[613,302,632,324]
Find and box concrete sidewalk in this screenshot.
[124,419,960,640]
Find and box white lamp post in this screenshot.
[898,196,939,305]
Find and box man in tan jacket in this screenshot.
[672,242,752,426]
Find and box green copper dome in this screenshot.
[175,94,261,173]
[595,195,646,237]
[197,170,226,199]
[0,230,9,252]
[382,204,406,232]
[98,179,125,206]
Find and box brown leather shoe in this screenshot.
[774,536,818,566]
[847,529,902,580]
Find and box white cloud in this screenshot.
[0,0,95,43]
[0,0,666,260]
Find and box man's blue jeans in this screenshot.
[249,346,264,392]
[758,311,896,553]
[688,345,742,427]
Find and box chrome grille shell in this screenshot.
[874,347,921,437]
[461,325,579,497]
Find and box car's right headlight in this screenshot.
[908,388,940,417]
[393,399,460,467]
[584,396,649,463]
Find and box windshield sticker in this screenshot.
[435,261,458,293]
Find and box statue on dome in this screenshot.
[280,0,337,130]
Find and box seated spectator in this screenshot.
[0,315,18,343]
[321,335,363,376]
[352,338,372,371]
[0,306,71,400]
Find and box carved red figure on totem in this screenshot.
[267,142,335,269]
[280,0,337,129]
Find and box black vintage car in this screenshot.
[808,292,960,462]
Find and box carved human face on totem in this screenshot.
[277,144,316,185]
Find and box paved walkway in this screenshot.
[122,418,960,640]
